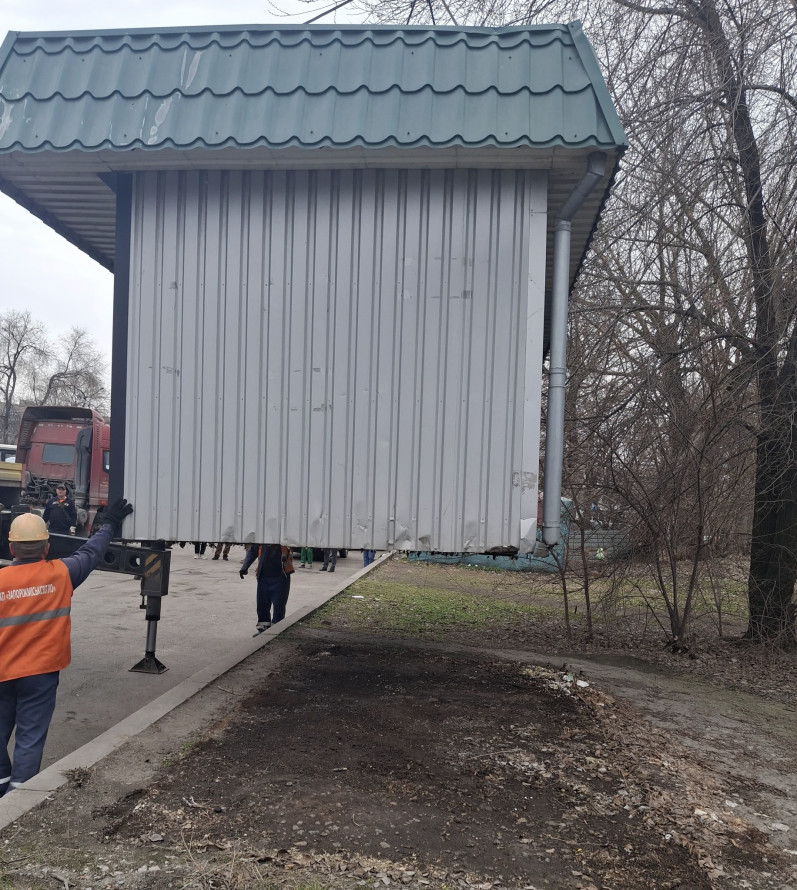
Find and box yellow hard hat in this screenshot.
[9,513,49,542]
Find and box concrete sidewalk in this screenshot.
[0,547,385,828]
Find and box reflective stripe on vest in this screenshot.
[0,606,71,628]
[0,560,73,682]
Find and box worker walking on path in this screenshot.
[0,498,134,797]
[240,544,294,634]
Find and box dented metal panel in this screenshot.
[124,168,546,551]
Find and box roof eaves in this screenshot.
[569,149,626,297]
[0,171,114,271]
[558,19,627,293]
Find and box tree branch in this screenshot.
[612,0,692,20]
[745,81,797,112]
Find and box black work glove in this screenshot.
[239,569,248,579]
[102,498,134,533]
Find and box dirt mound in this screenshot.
[97,638,767,890]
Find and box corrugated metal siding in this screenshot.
[124,168,547,551]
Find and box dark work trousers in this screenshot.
[213,542,232,560]
[0,671,60,796]
[256,574,291,625]
[322,549,337,571]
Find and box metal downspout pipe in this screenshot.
[542,152,607,547]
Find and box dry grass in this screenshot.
[306,554,797,705]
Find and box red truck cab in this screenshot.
[16,406,110,534]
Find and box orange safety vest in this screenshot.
[0,560,74,682]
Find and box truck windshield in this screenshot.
[42,443,76,464]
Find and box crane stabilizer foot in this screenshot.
[130,652,168,673]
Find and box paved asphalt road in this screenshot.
[42,546,369,771]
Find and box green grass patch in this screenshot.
[304,558,752,645]
[162,738,198,768]
[307,577,546,638]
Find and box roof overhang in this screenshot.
[0,143,623,314]
[0,22,627,335]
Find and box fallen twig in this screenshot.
[460,747,521,760]
[182,795,213,809]
[51,872,71,890]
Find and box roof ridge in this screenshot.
[11,26,571,57]
[13,22,573,40]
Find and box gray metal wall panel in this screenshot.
[124,168,547,550]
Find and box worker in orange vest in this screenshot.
[0,498,133,797]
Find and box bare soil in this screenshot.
[2,558,797,890]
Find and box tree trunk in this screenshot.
[746,424,797,643]
[691,0,795,640]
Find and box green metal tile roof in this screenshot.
[0,22,626,283]
[0,23,626,154]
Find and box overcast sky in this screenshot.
[0,0,364,369]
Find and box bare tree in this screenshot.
[0,310,47,442]
[562,242,757,643]
[30,327,109,414]
[0,315,109,442]
[583,0,797,643]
